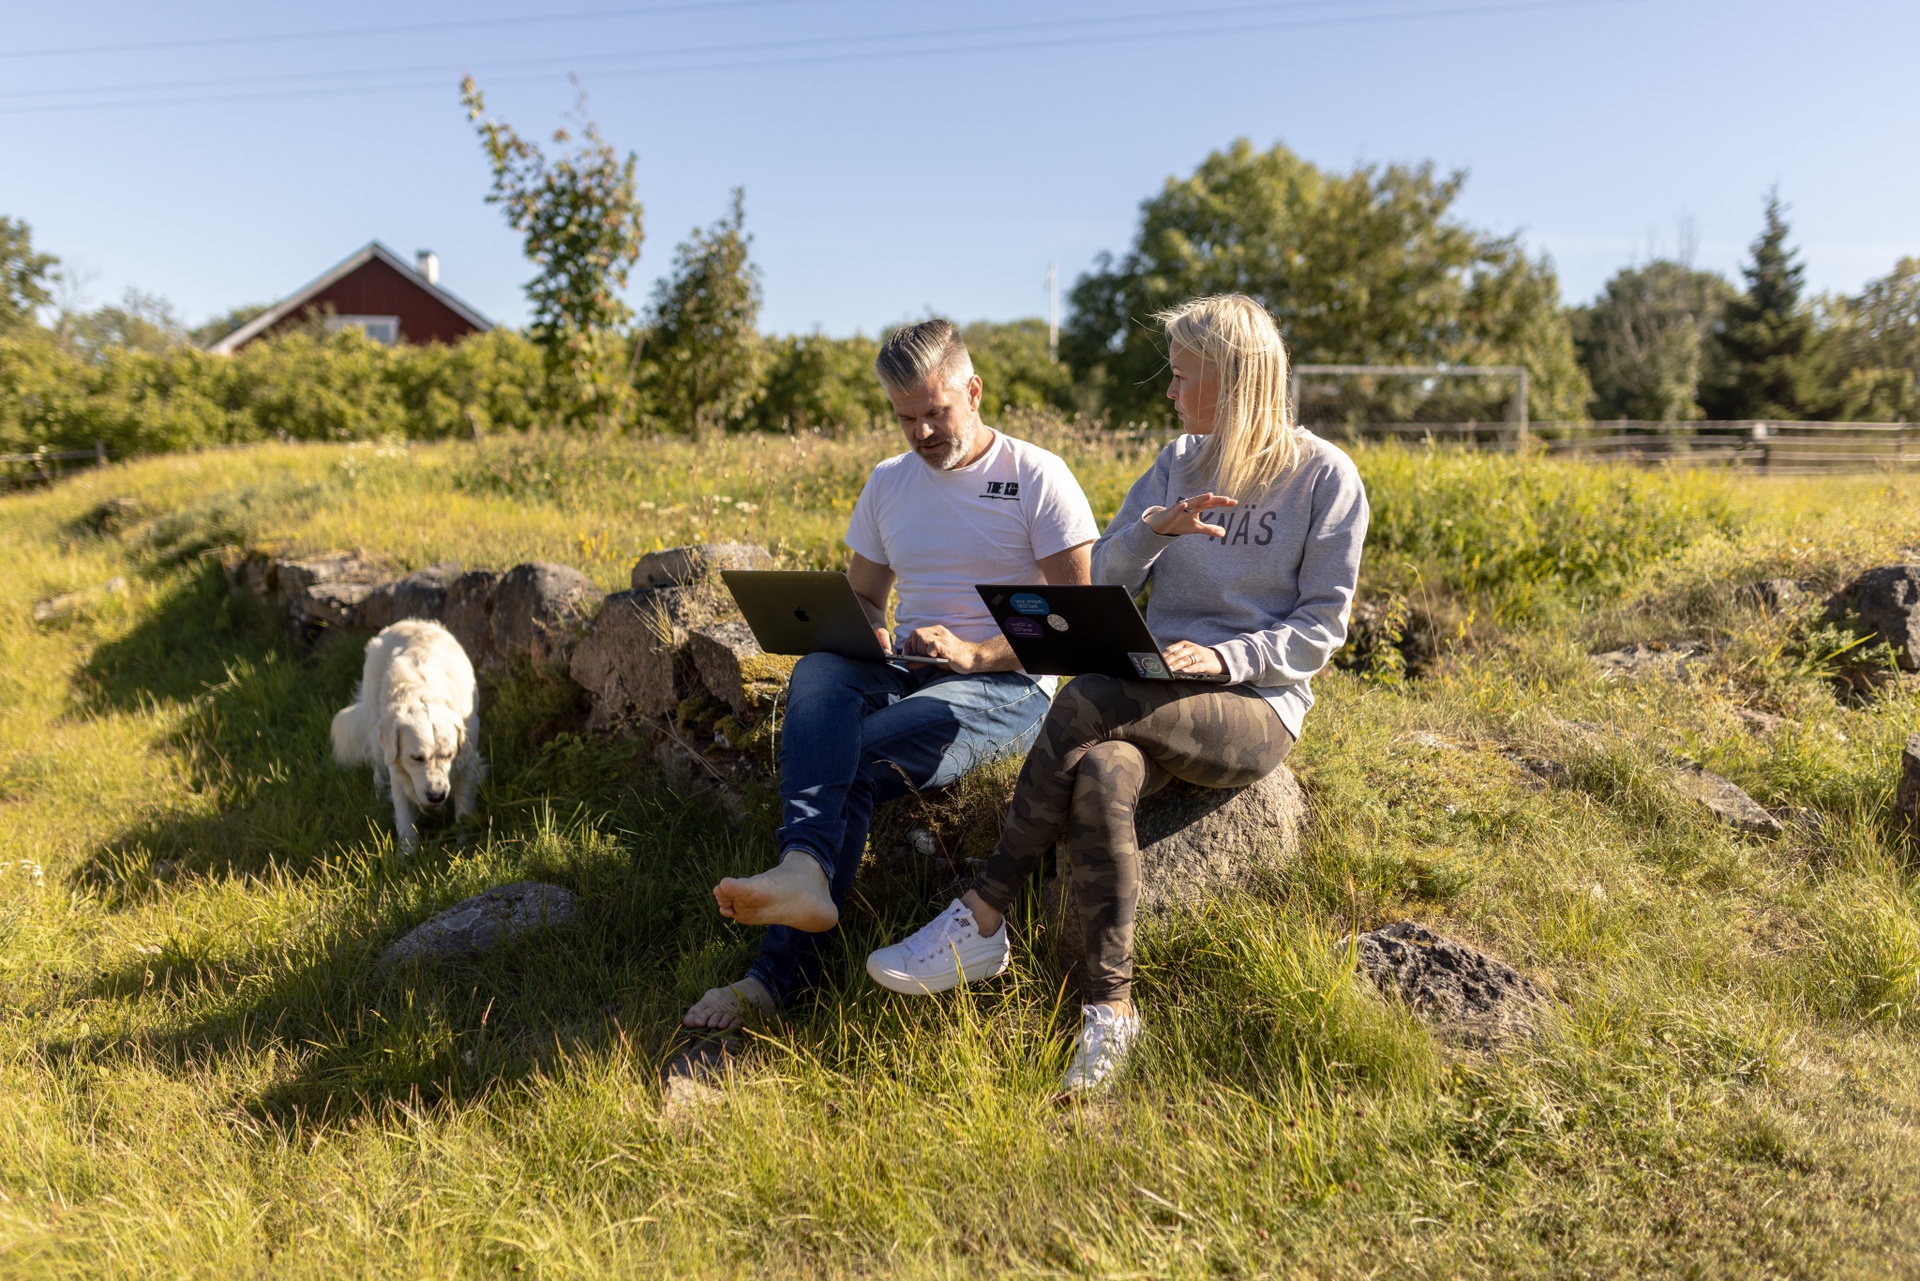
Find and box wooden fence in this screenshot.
[0,443,113,489]
[1311,421,1920,474]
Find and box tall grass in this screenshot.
[2,436,1919,1275]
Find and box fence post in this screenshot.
[94,440,107,467]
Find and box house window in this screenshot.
[325,314,401,345]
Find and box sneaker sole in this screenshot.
[865,949,1010,995]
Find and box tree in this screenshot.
[1699,192,1819,420]
[639,190,763,436]
[1,216,58,332]
[1814,257,1920,422]
[962,319,1076,416]
[751,332,886,432]
[461,76,644,427]
[1062,139,1590,426]
[1573,261,1736,420]
[61,288,189,361]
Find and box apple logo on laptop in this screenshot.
[793,608,810,623]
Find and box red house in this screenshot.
[206,241,494,353]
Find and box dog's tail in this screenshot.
[330,696,375,767]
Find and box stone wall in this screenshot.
[222,541,782,780]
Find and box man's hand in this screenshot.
[1144,492,1238,538]
[1163,639,1225,677]
[901,624,1014,673]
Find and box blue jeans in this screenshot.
[745,652,1050,1004]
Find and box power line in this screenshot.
[0,0,1376,104]
[0,0,1637,117]
[0,0,834,61]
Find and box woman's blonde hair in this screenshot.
[1158,294,1300,498]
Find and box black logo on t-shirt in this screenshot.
[980,480,1022,501]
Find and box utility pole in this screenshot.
[1045,260,1059,363]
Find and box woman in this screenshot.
[864,293,1369,1094]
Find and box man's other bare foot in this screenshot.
[682,975,776,1030]
[713,850,839,932]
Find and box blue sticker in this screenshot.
[1010,592,1050,615]
[1004,615,1044,639]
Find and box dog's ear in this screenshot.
[380,715,400,766]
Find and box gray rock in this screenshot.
[688,619,768,719]
[275,551,386,641]
[1898,733,1920,834]
[351,564,459,633]
[632,543,774,591]
[32,576,127,624]
[379,881,578,969]
[1345,920,1550,1046]
[486,562,604,670]
[1736,578,1811,612]
[1732,707,1787,735]
[1045,767,1307,981]
[569,587,701,725]
[1590,642,1707,681]
[442,570,500,669]
[1670,761,1783,836]
[1829,565,1920,672]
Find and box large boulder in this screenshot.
[442,570,500,668]
[1345,920,1551,1046]
[275,551,386,643]
[1899,733,1920,835]
[1044,766,1307,981]
[486,562,604,670]
[569,587,701,726]
[378,881,578,970]
[350,564,459,632]
[633,542,774,590]
[688,620,796,721]
[1829,565,1920,671]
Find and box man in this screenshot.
[683,318,1098,1029]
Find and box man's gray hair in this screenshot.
[875,318,974,392]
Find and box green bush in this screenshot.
[1355,444,1743,612]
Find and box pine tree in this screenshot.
[1700,192,1819,420]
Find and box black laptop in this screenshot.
[975,584,1229,681]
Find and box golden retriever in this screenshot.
[331,619,482,853]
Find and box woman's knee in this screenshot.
[1046,673,1130,736]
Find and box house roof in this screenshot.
[204,240,494,354]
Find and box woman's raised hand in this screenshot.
[1143,491,1239,538]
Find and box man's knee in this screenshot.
[788,651,867,702]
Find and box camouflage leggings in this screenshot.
[971,674,1295,1003]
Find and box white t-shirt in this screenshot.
[844,430,1099,648]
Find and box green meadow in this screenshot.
[3,427,1919,1277]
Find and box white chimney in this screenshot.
[416,250,440,286]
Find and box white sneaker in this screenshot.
[1059,1004,1142,1095]
[866,899,1011,994]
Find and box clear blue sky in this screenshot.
[4,0,1914,336]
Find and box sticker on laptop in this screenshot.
[1045,613,1069,632]
[1003,615,1044,639]
[1009,592,1049,615]
[1128,651,1171,679]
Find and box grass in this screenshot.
[3,424,1920,1276]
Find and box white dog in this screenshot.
[331,619,483,853]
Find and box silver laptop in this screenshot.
[720,570,953,666]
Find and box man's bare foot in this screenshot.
[682,975,776,1030]
[714,850,839,931]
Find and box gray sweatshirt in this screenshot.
[1091,430,1369,739]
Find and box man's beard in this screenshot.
[915,431,969,471]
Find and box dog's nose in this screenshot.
[424,790,448,807]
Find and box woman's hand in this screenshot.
[1143,491,1238,538]
[1163,640,1225,677]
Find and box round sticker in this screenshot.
[1004,616,1044,639]
[1010,592,1050,615]
[1046,613,1069,632]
